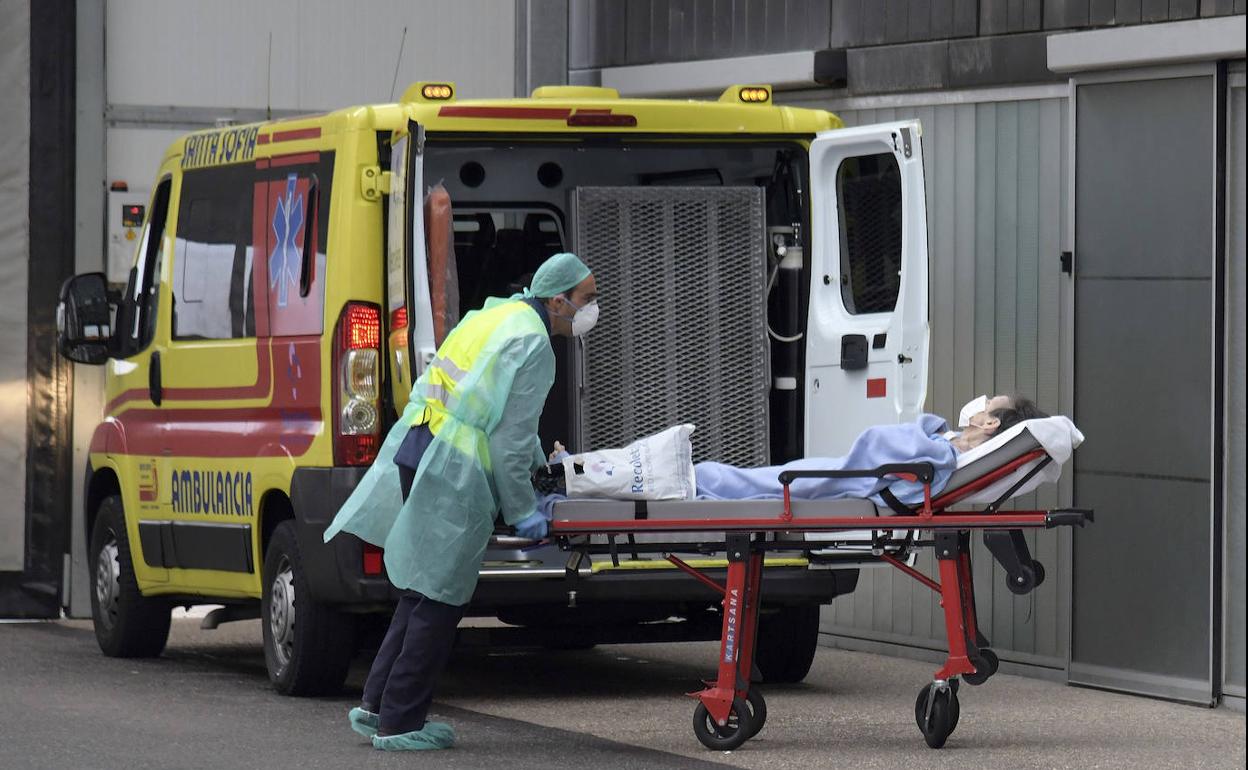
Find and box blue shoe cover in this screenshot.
[371,722,455,751]
[348,707,379,738]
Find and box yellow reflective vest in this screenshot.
[324,298,555,605]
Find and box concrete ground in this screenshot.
[0,616,1243,770]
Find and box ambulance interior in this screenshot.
[420,141,902,467]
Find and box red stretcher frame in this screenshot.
[550,449,1092,749]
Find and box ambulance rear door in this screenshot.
[804,121,930,456]
[385,120,435,409]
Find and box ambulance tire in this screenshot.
[755,603,820,683]
[89,496,172,658]
[262,521,355,696]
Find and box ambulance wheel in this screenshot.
[262,521,355,696]
[914,685,960,749]
[692,696,756,751]
[90,496,172,657]
[755,603,820,683]
[964,648,1000,686]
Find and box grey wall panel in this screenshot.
[1046,0,1091,28]
[0,0,29,572]
[1225,77,1246,699]
[981,0,1044,33]
[1076,79,1214,279]
[1141,0,1171,21]
[1074,280,1212,480]
[778,93,1072,665]
[1170,0,1200,18]
[1115,0,1144,23]
[106,0,516,109]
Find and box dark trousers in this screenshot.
[361,591,465,734]
[360,428,465,734]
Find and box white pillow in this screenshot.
[951,416,1084,504]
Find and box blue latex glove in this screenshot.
[514,510,548,540]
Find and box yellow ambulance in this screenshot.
[57,83,930,695]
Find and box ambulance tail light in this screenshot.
[362,543,385,576]
[334,302,382,466]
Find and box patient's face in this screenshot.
[955,412,1003,451]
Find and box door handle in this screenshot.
[897,354,913,364]
[149,351,163,406]
[840,335,868,370]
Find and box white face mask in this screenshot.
[557,295,599,337]
[958,395,988,427]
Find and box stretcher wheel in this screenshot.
[744,688,767,738]
[1007,562,1039,595]
[692,696,755,751]
[914,684,960,749]
[964,648,1000,686]
[1031,560,1046,589]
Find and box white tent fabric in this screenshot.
[0,0,30,571]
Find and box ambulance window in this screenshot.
[836,152,902,315]
[172,165,254,339]
[117,178,170,357]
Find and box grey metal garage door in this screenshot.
[1070,74,1216,704]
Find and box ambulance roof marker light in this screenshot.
[719,85,772,105]
[401,82,456,103]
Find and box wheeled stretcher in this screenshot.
[548,430,1093,750]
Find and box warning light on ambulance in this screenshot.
[421,84,454,100]
[738,87,771,103]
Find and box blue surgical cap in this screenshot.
[526,252,591,298]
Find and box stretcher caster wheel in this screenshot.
[1031,560,1046,589]
[964,648,1000,686]
[743,688,767,739]
[1007,562,1039,595]
[693,697,755,751]
[914,684,960,749]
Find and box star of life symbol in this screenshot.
[269,173,304,308]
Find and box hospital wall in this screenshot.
[62,0,522,618]
[0,0,30,574]
[781,92,1075,672]
[1226,70,1246,704]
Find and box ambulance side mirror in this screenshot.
[57,272,113,365]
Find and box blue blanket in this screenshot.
[534,415,959,518]
[694,414,958,505]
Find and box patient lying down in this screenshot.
[694,396,1046,506]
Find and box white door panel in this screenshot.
[805,121,930,457]
[385,122,434,408]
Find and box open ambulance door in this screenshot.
[386,120,436,410]
[804,121,930,457]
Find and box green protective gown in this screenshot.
[323,298,555,606]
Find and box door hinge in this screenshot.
[360,166,393,202]
[898,126,913,159]
[1060,251,1073,275]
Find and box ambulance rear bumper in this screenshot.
[289,466,399,605]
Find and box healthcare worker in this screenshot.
[322,252,599,751]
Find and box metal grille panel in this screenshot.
[574,186,770,467]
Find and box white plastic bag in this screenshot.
[562,425,697,500]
